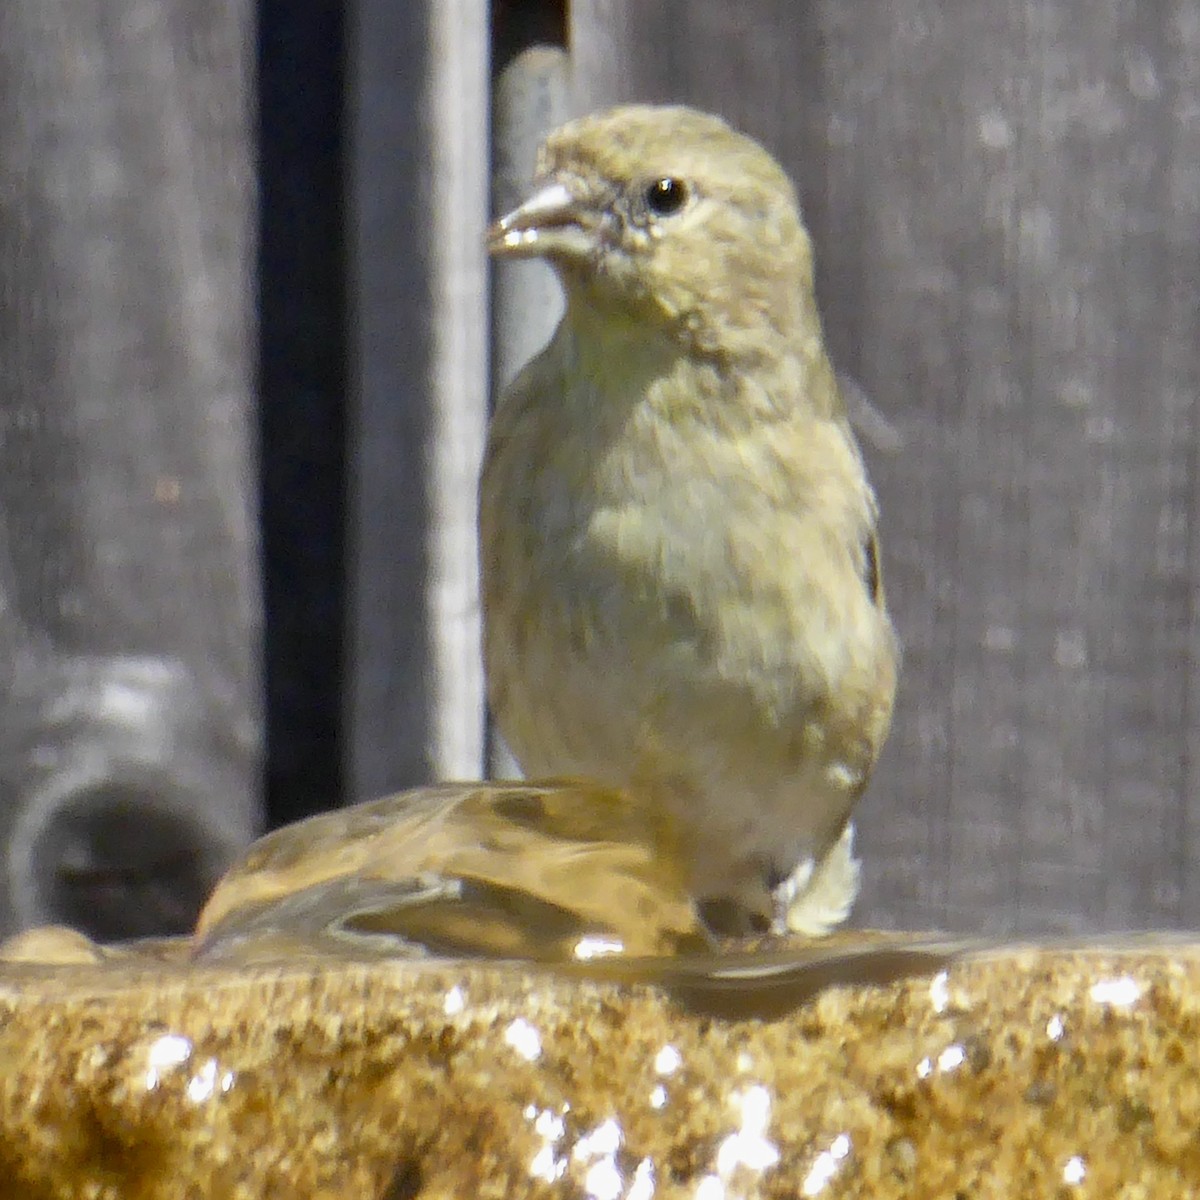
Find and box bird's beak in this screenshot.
[486,180,595,261]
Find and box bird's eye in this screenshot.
[643,177,689,217]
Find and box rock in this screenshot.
[0,782,1198,1196]
[3,936,1200,1197]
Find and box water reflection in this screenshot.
[192,781,711,964]
[186,780,975,1018]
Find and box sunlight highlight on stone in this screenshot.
[526,1105,568,1185]
[929,969,950,1013]
[654,1044,682,1076]
[185,1058,235,1104]
[626,1158,655,1200]
[144,1033,192,1091]
[715,1084,780,1177]
[574,1117,625,1200]
[1089,976,1141,1007]
[505,1017,542,1061]
[937,1043,966,1073]
[801,1133,851,1196]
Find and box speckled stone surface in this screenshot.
[3,936,1200,1198]
[2,785,1199,1197]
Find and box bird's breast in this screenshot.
[482,374,887,761]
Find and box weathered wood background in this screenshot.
[0,0,260,936]
[353,0,1200,935]
[0,0,1196,937]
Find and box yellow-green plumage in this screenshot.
[481,105,896,933]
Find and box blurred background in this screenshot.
[0,0,1196,940]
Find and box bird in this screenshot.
[480,104,897,936]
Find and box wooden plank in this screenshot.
[0,0,260,935]
[569,0,1200,932]
[346,0,489,800]
[488,42,572,779]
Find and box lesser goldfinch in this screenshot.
[481,104,897,935]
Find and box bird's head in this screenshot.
[488,105,819,358]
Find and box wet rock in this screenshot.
[0,782,1198,1197]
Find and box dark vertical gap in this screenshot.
[257,1,348,825]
